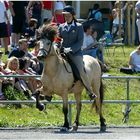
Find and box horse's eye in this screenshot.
[47,42,50,45]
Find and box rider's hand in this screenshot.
[64,47,72,54]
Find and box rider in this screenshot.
[58,5,97,100]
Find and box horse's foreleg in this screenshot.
[35,90,45,111]
[60,95,69,132]
[70,92,82,132]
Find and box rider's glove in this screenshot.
[64,47,72,54]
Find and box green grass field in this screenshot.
[0,46,140,128]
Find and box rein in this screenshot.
[56,49,72,74]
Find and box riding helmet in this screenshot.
[62,5,75,15]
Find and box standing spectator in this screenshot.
[52,1,65,24]
[24,18,38,39]
[9,1,27,48]
[0,0,10,54]
[41,1,54,25]
[26,1,42,27]
[88,3,102,21]
[135,0,140,44]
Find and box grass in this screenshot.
[0,45,140,128]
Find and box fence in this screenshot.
[0,75,140,125]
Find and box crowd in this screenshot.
[0,0,140,100]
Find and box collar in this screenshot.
[64,20,75,27]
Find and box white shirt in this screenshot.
[130,50,140,71]
[64,21,75,32]
[113,10,123,25]
[0,1,6,23]
[82,33,94,50]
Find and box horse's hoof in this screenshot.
[38,103,45,111]
[100,125,106,132]
[45,96,52,102]
[69,126,78,132]
[60,127,69,132]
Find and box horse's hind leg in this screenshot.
[92,80,106,132]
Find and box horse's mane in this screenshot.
[37,24,58,42]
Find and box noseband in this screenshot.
[39,39,52,57]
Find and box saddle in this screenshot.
[59,50,81,82]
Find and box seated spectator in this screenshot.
[82,24,104,63]
[120,46,140,74]
[129,46,140,72]
[8,38,33,59]
[0,51,6,100]
[31,41,40,56]
[17,57,42,94]
[5,57,31,99]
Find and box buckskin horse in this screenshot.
[35,24,106,132]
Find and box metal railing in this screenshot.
[0,75,140,125]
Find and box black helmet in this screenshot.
[62,5,75,15]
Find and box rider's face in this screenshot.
[64,13,73,23]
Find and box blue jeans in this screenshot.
[83,48,98,58]
[83,48,104,63]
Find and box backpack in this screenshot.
[88,9,100,20]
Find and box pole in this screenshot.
[127,2,131,46]
[132,2,136,46]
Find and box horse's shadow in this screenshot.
[54,129,112,134]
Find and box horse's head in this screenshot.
[37,24,58,60]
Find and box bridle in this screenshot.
[39,39,52,57]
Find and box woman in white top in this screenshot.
[129,46,140,72]
[52,1,65,24]
[129,45,140,72]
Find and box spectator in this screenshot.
[82,24,104,64]
[59,5,97,100]
[8,38,33,59]
[112,1,128,40]
[120,46,140,74]
[135,0,140,44]
[0,0,10,54]
[24,18,38,39]
[41,1,54,25]
[17,57,42,94]
[26,1,42,27]
[5,56,31,99]
[88,3,102,21]
[52,1,65,24]
[9,1,27,48]
[129,46,140,72]
[31,41,40,57]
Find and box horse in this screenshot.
[35,24,106,132]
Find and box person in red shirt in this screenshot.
[41,1,54,25]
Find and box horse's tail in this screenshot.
[100,80,104,104]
